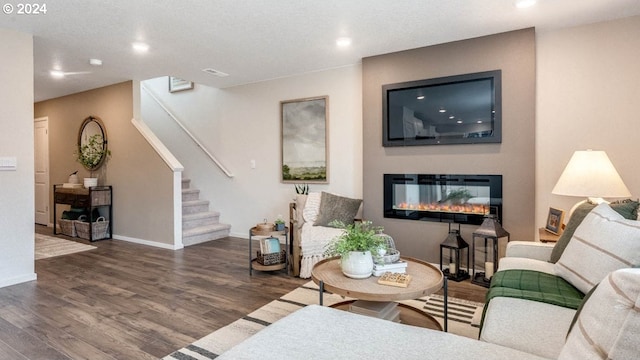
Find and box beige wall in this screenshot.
[34,82,176,245]
[0,29,36,287]
[536,16,640,225]
[362,29,536,264]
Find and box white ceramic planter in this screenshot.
[341,251,374,279]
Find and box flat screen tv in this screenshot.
[382,70,501,146]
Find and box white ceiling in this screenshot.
[1,0,639,102]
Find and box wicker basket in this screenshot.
[75,216,109,241]
[58,219,77,237]
[256,249,286,266]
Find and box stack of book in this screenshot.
[349,300,400,322]
[372,259,407,276]
[259,236,281,254]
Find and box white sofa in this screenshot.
[479,202,640,359]
[217,268,639,359]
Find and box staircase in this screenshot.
[181,178,231,246]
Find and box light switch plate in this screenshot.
[0,156,17,171]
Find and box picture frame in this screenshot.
[169,77,194,93]
[545,207,565,235]
[281,96,329,183]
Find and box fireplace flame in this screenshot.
[394,202,488,215]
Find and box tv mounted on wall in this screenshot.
[382,70,501,146]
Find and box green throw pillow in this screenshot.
[550,199,639,263]
[313,192,362,227]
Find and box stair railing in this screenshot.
[141,83,234,178]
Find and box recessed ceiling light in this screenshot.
[477,120,483,124]
[449,116,455,119]
[439,108,446,113]
[50,70,65,78]
[417,95,425,100]
[336,37,352,48]
[89,58,102,66]
[456,120,463,124]
[515,0,536,9]
[132,42,149,53]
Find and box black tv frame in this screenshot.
[382,70,502,147]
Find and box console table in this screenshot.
[53,185,112,241]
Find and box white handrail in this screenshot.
[141,84,234,178]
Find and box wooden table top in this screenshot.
[311,256,443,302]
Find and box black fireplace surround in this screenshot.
[384,174,502,225]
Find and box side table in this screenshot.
[249,226,289,275]
[539,227,560,243]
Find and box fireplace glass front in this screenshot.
[384,174,502,225]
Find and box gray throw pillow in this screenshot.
[550,199,639,263]
[313,192,362,227]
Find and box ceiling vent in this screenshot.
[202,68,229,77]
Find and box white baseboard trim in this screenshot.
[112,234,184,250]
[229,231,249,239]
[0,273,37,288]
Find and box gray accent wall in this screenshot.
[362,28,536,264]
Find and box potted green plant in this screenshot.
[324,220,386,279]
[76,133,110,187]
[274,215,285,231]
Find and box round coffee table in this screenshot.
[311,256,446,331]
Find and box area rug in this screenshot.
[35,233,97,260]
[163,281,484,359]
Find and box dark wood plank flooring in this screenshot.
[0,226,486,359]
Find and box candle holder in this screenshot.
[439,223,470,282]
[471,215,510,287]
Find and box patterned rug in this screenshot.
[164,281,484,359]
[35,233,97,260]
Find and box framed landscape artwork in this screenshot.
[281,96,329,183]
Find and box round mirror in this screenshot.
[77,116,108,171]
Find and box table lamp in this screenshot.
[552,150,631,215]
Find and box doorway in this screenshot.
[34,117,49,225]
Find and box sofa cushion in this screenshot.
[550,200,639,263]
[480,297,576,359]
[554,203,640,294]
[558,268,640,360]
[313,191,362,227]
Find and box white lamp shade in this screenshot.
[552,150,631,198]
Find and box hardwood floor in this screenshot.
[0,226,486,359]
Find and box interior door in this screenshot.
[34,117,49,225]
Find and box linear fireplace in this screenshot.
[384,174,502,225]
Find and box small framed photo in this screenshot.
[545,207,565,235]
[169,77,194,92]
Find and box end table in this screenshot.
[249,226,289,275]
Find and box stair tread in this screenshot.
[183,199,209,205]
[183,223,231,236]
[182,189,199,193]
[182,211,220,220]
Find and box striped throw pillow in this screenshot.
[558,268,640,360]
[554,203,640,294]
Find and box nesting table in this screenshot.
[311,256,448,331]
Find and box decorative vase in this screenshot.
[84,177,98,188]
[340,251,374,279]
